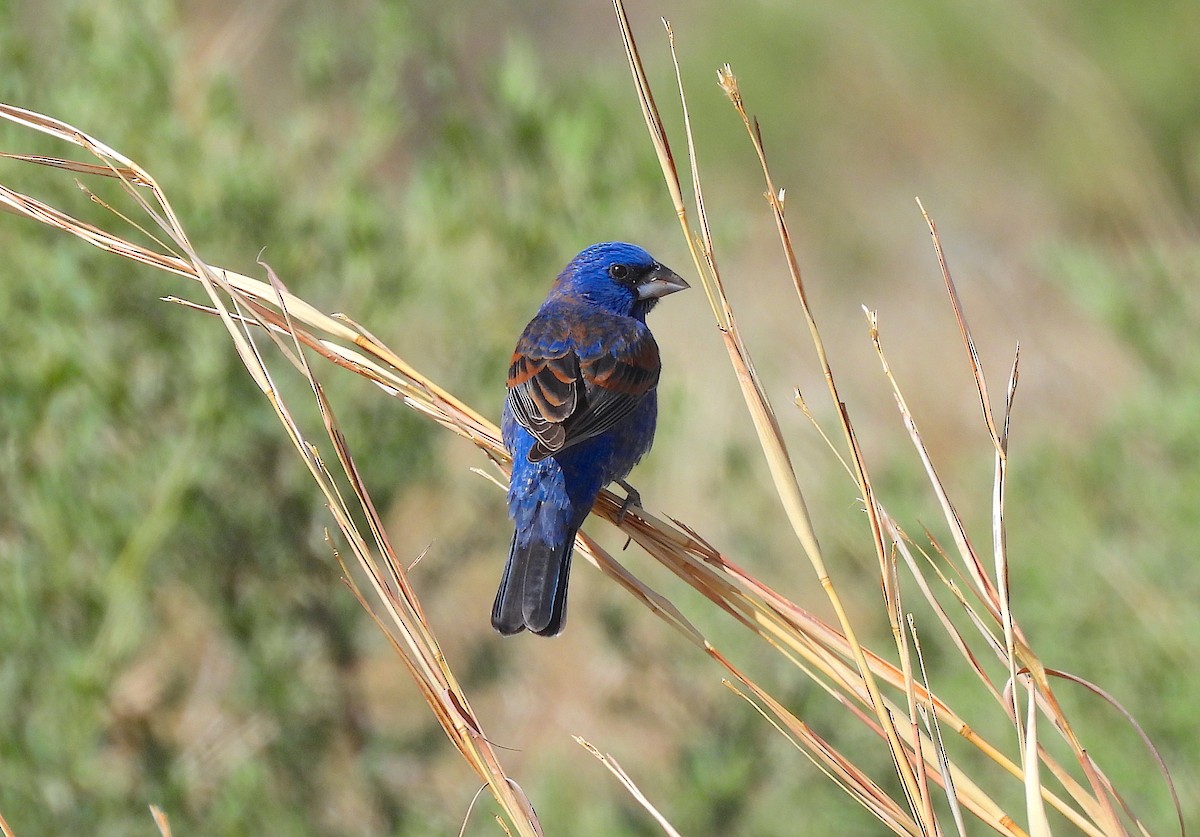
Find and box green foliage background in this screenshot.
[1,1,1197,833]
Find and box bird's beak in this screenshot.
[636,264,690,300]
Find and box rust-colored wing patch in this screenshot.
[507,311,661,461]
[508,350,582,455]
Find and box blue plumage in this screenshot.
[492,242,688,636]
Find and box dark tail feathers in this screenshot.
[491,533,575,637]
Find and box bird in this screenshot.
[492,241,688,637]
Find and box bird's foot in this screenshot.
[614,479,642,525]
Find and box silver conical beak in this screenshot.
[636,264,690,300]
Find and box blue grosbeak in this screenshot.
[492,242,688,636]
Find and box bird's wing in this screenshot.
[507,332,581,456]
[507,314,660,461]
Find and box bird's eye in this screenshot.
[609,264,630,281]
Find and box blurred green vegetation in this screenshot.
[1,0,1197,834]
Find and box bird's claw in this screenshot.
[615,479,642,525]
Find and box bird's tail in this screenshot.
[491,532,574,637]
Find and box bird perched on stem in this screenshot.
[492,242,688,636]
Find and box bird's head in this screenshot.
[551,241,689,320]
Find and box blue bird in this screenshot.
[492,242,688,636]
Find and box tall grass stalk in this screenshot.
[611,4,1175,834]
